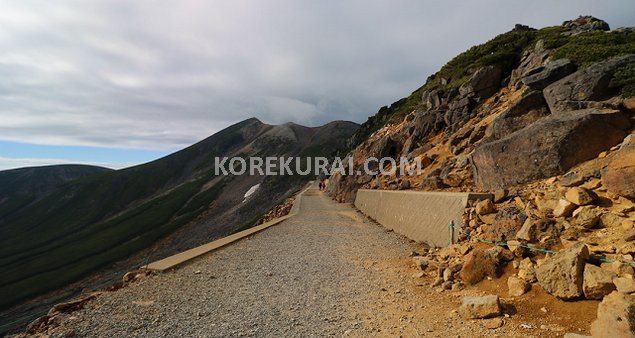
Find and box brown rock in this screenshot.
[565,187,596,206]
[591,245,616,254]
[50,293,101,314]
[412,257,429,270]
[600,212,626,228]
[518,257,537,282]
[471,109,630,190]
[625,229,635,242]
[122,271,136,283]
[482,317,505,329]
[581,178,602,190]
[508,276,531,296]
[516,218,557,243]
[601,261,635,277]
[460,248,502,285]
[583,264,617,300]
[458,295,502,319]
[621,243,635,255]
[590,291,635,338]
[476,199,495,215]
[516,218,538,242]
[483,206,528,243]
[536,242,589,300]
[493,189,508,203]
[614,277,635,294]
[443,268,454,282]
[602,141,635,199]
[574,206,602,229]
[507,240,526,257]
[478,213,497,225]
[560,226,582,241]
[560,171,586,187]
[553,199,577,217]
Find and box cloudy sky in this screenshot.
[0,0,633,170]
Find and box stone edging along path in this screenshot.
[145,184,312,272]
[147,186,489,271]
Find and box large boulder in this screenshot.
[602,139,635,199]
[459,65,503,99]
[471,109,630,190]
[543,55,635,114]
[487,90,550,140]
[590,291,635,338]
[521,58,577,90]
[536,242,589,300]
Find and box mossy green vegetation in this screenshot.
[610,63,635,97]
[554,30,635,67]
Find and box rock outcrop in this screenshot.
[561,16,610,36]
[459,65,503,100]
[471,109,630,190]
[521,58,576,90]
[543,55,635,114]
[487,90,550,140]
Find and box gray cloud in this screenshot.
[0,0,633,151]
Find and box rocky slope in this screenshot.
[0,118,358,334]
[329,16,635,336]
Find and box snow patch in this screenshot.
[243,183,260,203]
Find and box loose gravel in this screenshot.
[54,188,589,337]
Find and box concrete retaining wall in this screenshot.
[354,189,492,247]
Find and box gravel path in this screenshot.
[54,188,589,337]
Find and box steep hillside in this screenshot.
[0,165,112,218]
[328,16,635,334]
[330,16,635,201]
[0,118,358,314]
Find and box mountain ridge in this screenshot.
[0,117,358,319]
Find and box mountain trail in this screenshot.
[43,187,592,337]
